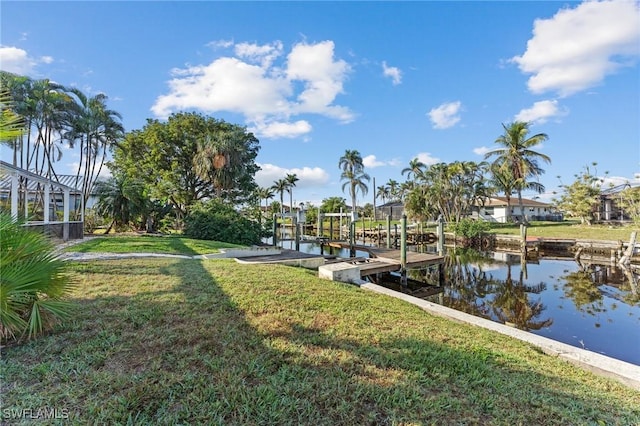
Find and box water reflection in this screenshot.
[268,238,640,364]
[421,248,640,364]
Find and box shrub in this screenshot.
[451,218,491,239]
[184,199,265,245]
[0,213,75,341]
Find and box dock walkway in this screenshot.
[324,242,444,278]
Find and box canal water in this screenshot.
[272,238,640,365]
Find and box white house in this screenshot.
[473,196,561,223]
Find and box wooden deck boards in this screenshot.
[323,242,444,277]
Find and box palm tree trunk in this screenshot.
[517,190,526,225]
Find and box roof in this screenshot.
[601,182,640,196]
[483,196,551,208]
[0,161,79,193]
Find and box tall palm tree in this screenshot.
[65,90,124,206]
[488,162,516,222]
[376,185,390,204]
[256,186,275,212]
[285,173,299,216]
[272,178,288,216]
[340,169,370,217]
[401,157,426,180]
[338,150,370,216]
[484,121,550,224]
[385,179,400,201]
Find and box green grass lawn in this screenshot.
[486,221,638,241]
[2,257,638,425]
[66,235,243,255]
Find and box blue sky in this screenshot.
[2,1,639,207]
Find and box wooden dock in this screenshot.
[324,242,444,278]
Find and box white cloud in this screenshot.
[416,152,440,165]
[207,39,234,49]
[249,120,312,139]
[235,41,283,68]
[255,163,330,188]
[514,99,568,124]
[473,146,491,156]
[152,40,353,139]
[600,174,640,189]
[0,46,36,75]
[361,155,401,168]
[382,61,402,85]
[427,101,462,129]
[512,0,640,97]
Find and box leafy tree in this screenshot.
[404,161,490,223]
[0,213,74,341]
[321,196,347,213]
[338,149,370,215]
[362,203,374,218]
[618,186,640,224]
[554,165,602,225]
[485,121,550,224]
[184,199,265,245]
[112,112,260,221]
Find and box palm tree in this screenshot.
[338,150,370,216]
[272,178,288,216]
[193,125,248,198]
[488,162,516,222]
[340,169,370,217]
[256,186,275,212]
[401,157,426,180]
[285,173,299,216]
[94,175,146,234]
[376,185,390,204]
[386,179,400,201]
[0,213,74,341]
[65,90,124,206]
[484,121,550,224]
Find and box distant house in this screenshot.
[597,182,640,222]
[375,201,404,221]
[473,196,561,223]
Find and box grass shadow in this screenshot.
[2,243,639,424]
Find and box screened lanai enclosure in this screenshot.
[0,160,84,240]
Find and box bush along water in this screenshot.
[451,218,492,248]
[184,199,267,245]
[0,213,75,342]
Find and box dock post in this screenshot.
[272,214,278,247]
[350,220,356,257]
[437,215,444,256]
[386,215,392,249]
[329,217,334,242]
[401,215,407,287]
[318,211,323,238]
[362,217,366,244]
[294,216,300,251]
[394,224,398,249]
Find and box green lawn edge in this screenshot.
[2,258,638,425]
